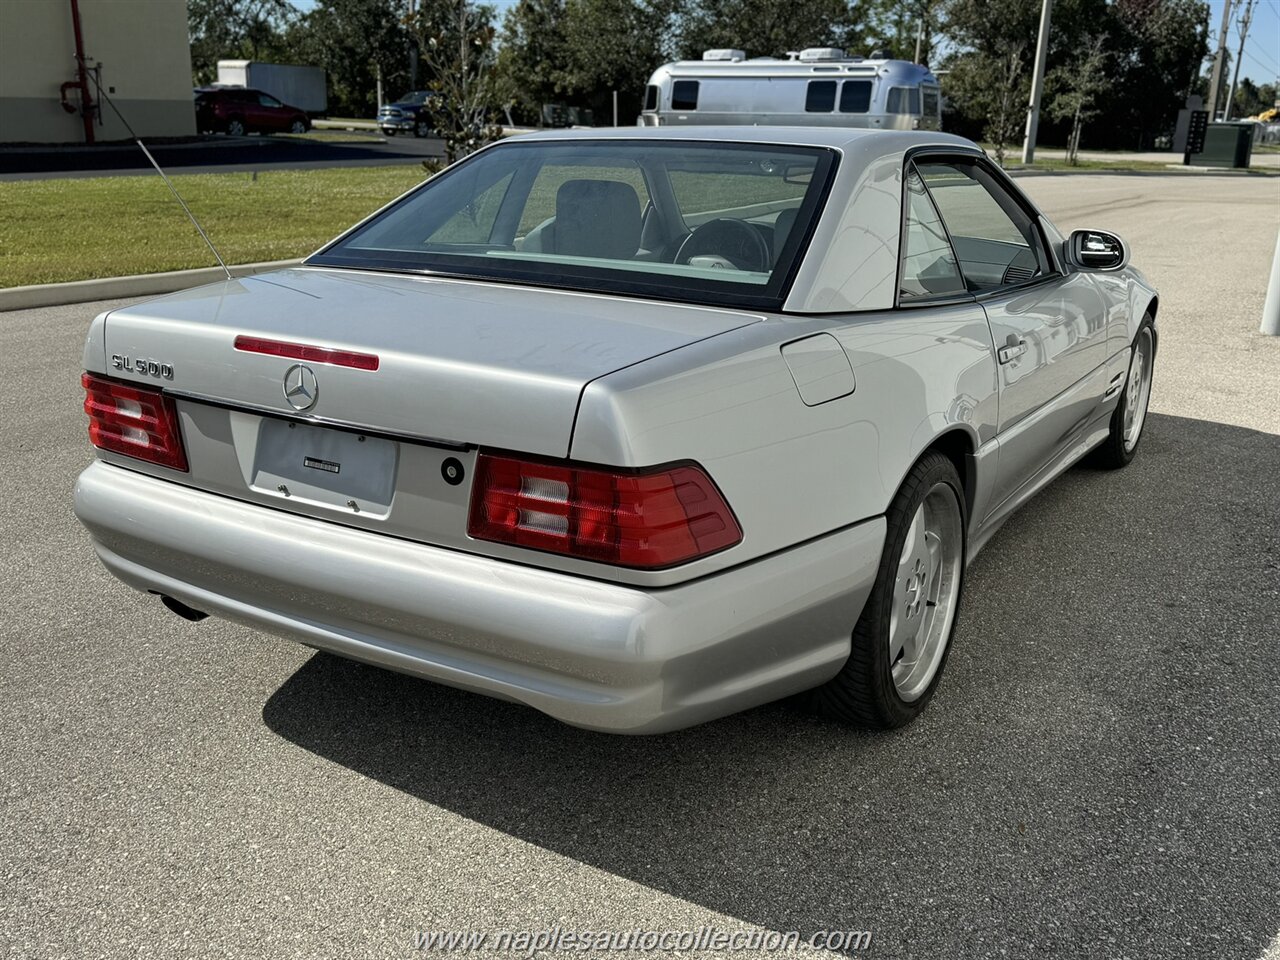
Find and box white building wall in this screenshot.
[0,0,195,143]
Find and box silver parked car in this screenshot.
[74,128,1157,733]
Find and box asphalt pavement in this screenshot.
[0,131,444,181]
[1,175,1278,959]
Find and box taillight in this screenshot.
[467,453,742,569]
[81,372,188,472]
[233,336,379,371]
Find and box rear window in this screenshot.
[806,81,837,113]
[309,139,837,311]
[671,81,699,111]
[839,80,872,113]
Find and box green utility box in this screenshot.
[1195,123,1255,168]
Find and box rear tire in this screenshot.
[1089,315,1155,470]
[809,452,967,728]
[225,117,246,137]
[414,118,431,138]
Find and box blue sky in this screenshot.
[287,0,1280,85]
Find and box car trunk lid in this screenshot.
[100,267,761,457]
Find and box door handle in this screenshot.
[998,335,1027,364]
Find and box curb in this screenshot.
[1007,166,1275,178]
[0,259,303,312]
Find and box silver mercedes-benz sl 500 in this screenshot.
[74,127,1157,733]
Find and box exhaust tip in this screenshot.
[160,594,209,622]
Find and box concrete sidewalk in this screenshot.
[1072,147,1280,168]
[0,258,301,312]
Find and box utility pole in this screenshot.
[1021,0,1053,164]
[914,17,925,64]
[409,0,419,90]
[1206,0,1235,121]
[1223,0,1257,122]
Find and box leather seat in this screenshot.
[550,179,642,260]
[772,206,799,265]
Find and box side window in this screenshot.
[922,87,940,118]
[805,81,837,113]
[888,87,919,114]
[899,166,966,301]
[916,161,1046,290]
[259,94,282,108]
[643,85,658,112]
[839,80,872,113]
[671,80,699,111]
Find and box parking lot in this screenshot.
[2,173,1277,959]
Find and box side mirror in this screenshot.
[1066,229,1129,271]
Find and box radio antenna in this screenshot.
[83,64,232,280]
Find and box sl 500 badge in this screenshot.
[112,355,174,379]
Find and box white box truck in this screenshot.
[216,61,327,115]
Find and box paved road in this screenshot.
[2,176,1278,959]
[0,131,444,181]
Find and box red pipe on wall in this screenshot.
[68,0,95,143]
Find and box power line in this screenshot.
[1243,47,1279,77]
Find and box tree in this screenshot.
[188,0,295,85]
[285,0,411,118]
[1232,77,1277,118]
[675,0,848,58]
[494,0,570,124]
[1046,33,1109,163]
[1105,0,1209,148]
[942,0,1041,163]
[557,0,678,123]
[859,0,945,64]
[413,0,504,162]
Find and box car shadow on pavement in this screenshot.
[262,413,1280,959]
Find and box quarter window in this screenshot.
[805,80,837,113]
[671,80,699,111]
[915,161,1046,290]
[839,80,872,113]
[899,166,966,301]
[644,85,659,112]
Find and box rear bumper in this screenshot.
[74,461,883,733]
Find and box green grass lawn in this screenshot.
[0,165,429,288]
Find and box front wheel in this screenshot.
[809,452,967,728]
[289,118,307,134]
[1089,316,1155,469]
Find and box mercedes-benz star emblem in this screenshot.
[282,363,319,411]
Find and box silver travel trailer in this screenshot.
[639,48,941,131]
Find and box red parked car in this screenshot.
[194,87,311,136]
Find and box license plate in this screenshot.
[251,418,398,515]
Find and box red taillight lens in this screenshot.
[81,372,188,472]
[467,453,742,569]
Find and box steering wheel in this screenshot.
[675,218,770,273]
